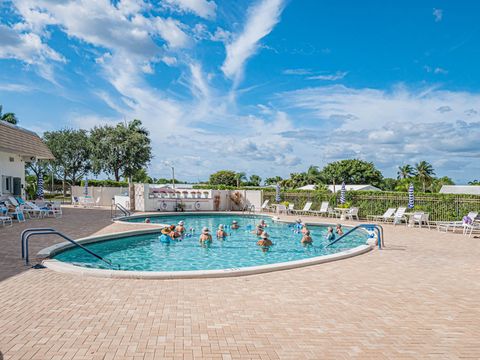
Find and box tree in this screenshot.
[248,174,262,187]
[264,176,283,186]
[397,164,414,179]
[234,172,246,187]
[469,180,480,185]
[90,119,152,181]
[414,161,435,192]
[209,170,237,186]
[44,129,91,197]
[319,159,383,187]
[132,169,152,183]
[430,176,455,193]
[305,165,322,184]
[381,178,398,191]
[0,105,18,124]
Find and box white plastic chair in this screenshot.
[393,207,407,226]
[292,202,312,215]
[412,212,431,229]
[368,208,396,222]
[346,207,359,221]
[312,202,329,217]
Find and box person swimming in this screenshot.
[336,224,344,236]
[301,230,313,245]
[144,217,151,224]
[258,219,268,228]
[159,227,172,243]
[217,224,228,239]
[326,226,335,241]
[231,220,239,230]
[257,231,273,250]
[252,224,264,236]
[301,223,309,235]
[199,227,212,244]
[175,220,186,235]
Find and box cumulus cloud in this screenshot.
[164,0,217,20]
[222,0,285,83]
[433,8,443,22]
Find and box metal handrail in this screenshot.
[22,229,113,267]
[327,223,384,249]
[21,228,56,258]
[111,203,131,218]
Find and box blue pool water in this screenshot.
[54,214,369,271]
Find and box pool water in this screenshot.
[54,214,369,271]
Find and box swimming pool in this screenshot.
[50,214,371,275]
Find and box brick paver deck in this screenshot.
[1,208,479,359]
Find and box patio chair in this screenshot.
[259,200,271,212]
[327,206,339,218]
[393,207,407,226]
[311,201,329,217]
[0,206,13,226]
[292,201,312,215]
[72,196,80,207]
[464,220,480,237]
[287,203,295,214]
[412,212,431,229]
[345,207,359,221]
[23,201,48,218]
[276,204,287,214]
[51,201,63,218]
[368,208,396,222]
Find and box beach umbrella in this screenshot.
[340,181,346,204]
[275,183,281,203]
[84,178,89,196]
[408,183,415,209]
[36,175,44,199]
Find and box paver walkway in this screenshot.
[0,208,479,359]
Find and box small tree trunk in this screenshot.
[128,177,135,212]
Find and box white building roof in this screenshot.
[327,184,381,192]
[439,185,480,195]
[297,184,317,190]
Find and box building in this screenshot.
[439,185,480,195]
[0,121,53,197]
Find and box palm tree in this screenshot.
[397,164,414,179]
[0,105,18,125]
[306,165,322,184]
[414,161,435,192]
[235,172,246,187]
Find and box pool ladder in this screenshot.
[21,228,114,267]
[327,223,384,249]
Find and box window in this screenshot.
[2,176,13,194]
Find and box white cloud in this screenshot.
[221,0,285,83]
[165,0,217,20]
[283,68,313,75]
[307,71,348,81]
[433,8,443,22]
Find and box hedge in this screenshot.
[80,179,129,187]
[263,190,480,221]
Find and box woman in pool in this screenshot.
[175,221,186,235]
[301,230,313,245]
[326,226,336,241]
[336,224,344,236]
[231,220,239,230]
[258,219,268,228]
[144,217,151,224]
[199,227,212,244]
[217,224,228,239]
[301,223,309,235]
[257,232,273,250]
[252,224,264,236]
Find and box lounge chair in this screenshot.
[24,201,53,218]
[311,201,329,217]
[258,200,271,212]
[292,201,312,215]
[437,212,478,233]
[368,208,396,222]
[392,207,407,226]
[287,204,294,214]
[327,207,339,218]
[51,201,63,218]
[0,214,12,227]
[276,204,287,214]
[345,207,359,221]
[464,220,480,237]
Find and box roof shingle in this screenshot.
[0,121,54,159]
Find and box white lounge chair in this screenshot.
[437,212,478,233]
[287,204,294,214]
[276,204,287,214]
[23,201,48,218]
[393,207,407,226]
[292,201,312,215]
[259,200,271,212]
[368,208,396,222]
[464,220,480,237]
[345,207,359,221]
[311,201,329,217]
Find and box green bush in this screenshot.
[80,179,128,187]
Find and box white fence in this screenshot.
[71,186,127,206]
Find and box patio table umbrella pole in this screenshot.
[340,181,346,204]
[84,178,89,196]
[36,174,44,199]
[408,183,415,209]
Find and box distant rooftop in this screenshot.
[439,185,480,195]
[296,184,381,192]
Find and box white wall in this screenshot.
[71,186,127,206]
[0,151,25,197]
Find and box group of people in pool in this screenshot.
[156,218,345,251]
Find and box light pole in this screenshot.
[171,165,175,190]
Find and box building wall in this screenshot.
[0,151,25,197]
[71,185,128,206]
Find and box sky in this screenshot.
[0,0,479,183]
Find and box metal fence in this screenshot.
[263,191,480,221]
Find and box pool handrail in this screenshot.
[21,228,56,259]
[22,228,113,267]
[327,223,384,249]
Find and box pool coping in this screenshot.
[39,212,376,279]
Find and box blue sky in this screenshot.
[0,0,479,183]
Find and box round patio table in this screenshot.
[334,207,350,220]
